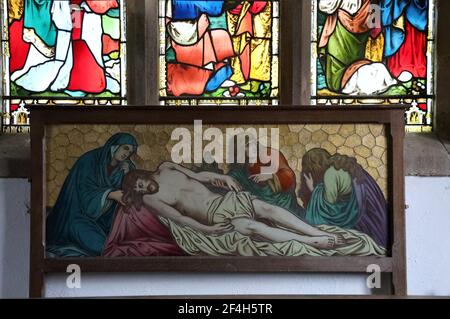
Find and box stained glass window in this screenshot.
[159,0,279,106]
[311,0,435,132]
[1,0,127,132]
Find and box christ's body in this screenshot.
[136,162,343,249]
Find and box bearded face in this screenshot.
[122,170,159,210]
[134,178,159,195]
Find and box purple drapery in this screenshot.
[353,170,389,248]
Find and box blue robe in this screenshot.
[46,133,138,257]
[24,0,57,47]
[172,0,224,20]
[228,166,305,219]
[305,183,360,230]
[305,171,388,248]
[381,0,429,57]
[170,1,231,91]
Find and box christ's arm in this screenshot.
[142,194,232,235]
[160,162,242,192]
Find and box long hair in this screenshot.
[329,154,364,181]
[299,148,364,206]
[299,148,331,206]
[122,170,158,211]
[301,148,332,185]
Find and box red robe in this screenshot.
[387,20,427,79]
[9,18,31,73]
[67,0,119,93]
[167,14,234,96]
[248,148,296,192]
[103,205,184,257]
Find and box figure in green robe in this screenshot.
[46,133,138,257]
[304,165,359,228]
[318,0,371,92]
[318,0,398,95]
[299,148,389,247]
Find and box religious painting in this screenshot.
[311,0,435,132]
[44,122,390,258]
[30,106,409,297]
[159,0,280,106]
[1,0,126,131]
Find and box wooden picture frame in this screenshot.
[30,105,406,298]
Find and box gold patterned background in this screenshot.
[46,124,388,206]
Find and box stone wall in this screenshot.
[46,124,387,206]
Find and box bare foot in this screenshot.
[23,28,55,58]
[310,236,336,250]
[313,229,347,247]
[330,234,346,246]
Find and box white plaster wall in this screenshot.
[405,177,450,296]
[0,177,449,298]
[0,179,30,298]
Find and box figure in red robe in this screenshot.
[382,0,429,80]
[10,0,121,94]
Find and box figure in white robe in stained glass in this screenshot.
[10,0,121,95]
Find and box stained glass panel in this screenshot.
[311,0,435,132]
[1,0,127,132]
[159,0,279,106]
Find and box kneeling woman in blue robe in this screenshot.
[46,133,138,257]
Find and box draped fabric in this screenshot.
[228,167,304,219]
[171,0,224,20]
[103,195,386,258]
[381,0,429,56]
[353,170,389,248]
[8,18,31,73]
[166,1,236,96]
[386,19,427,78]
[318,0,371,91]
[103,205,185,257]
[317,0,403,95]
[228,148,304,219]
[305,183,360,230]
[381,0,428,78]
[23,0,56,47]
[162,0,277,100]
[10,0,122,95]
[46,133,138,257]
[227,1,272,84]
[160,217,387,257]
[304,167,388,248]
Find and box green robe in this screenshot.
[305,167,359,228]
[320,20,369,92]
[24,0,57,47]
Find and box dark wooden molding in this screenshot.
[44,256,394,274]
[126,0,147,105]
[145,0,160,105]
[435,0,450,140]
[390,111,407,296]
[29,110,45,298]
